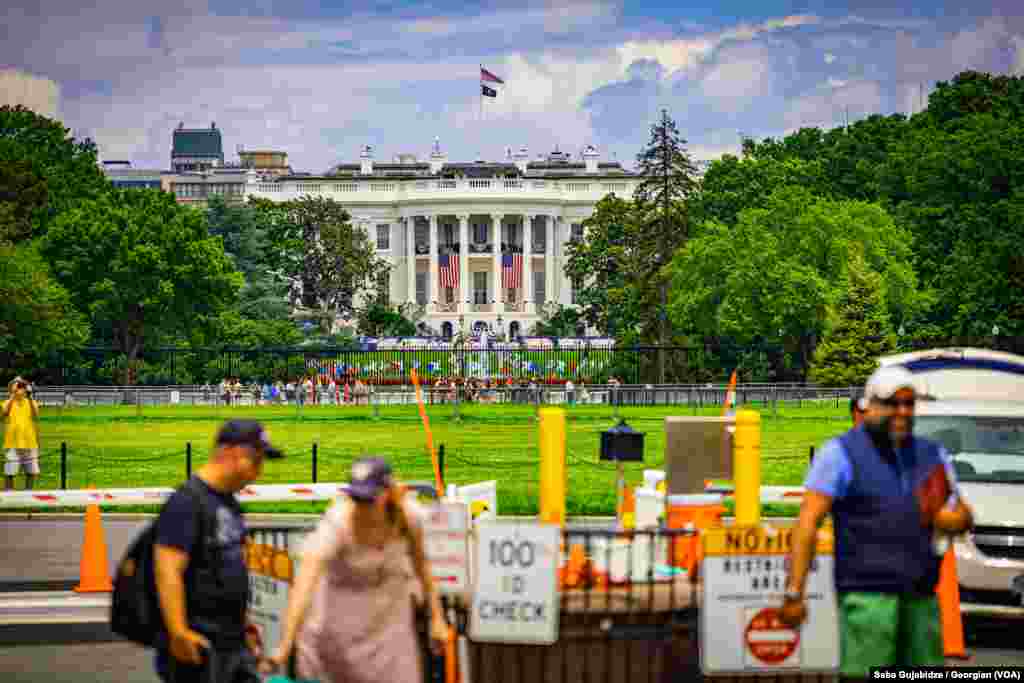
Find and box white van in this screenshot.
[877,348,1024,617]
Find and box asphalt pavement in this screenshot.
[0,516,1021,682]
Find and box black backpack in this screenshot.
[111,477,218,647]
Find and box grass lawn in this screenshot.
[3,401,850,515]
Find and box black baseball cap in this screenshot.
[347,457,394,501]
[215,419,284,459]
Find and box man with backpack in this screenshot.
[151,419,283,682]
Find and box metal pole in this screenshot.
[60,442,67,490]
[438,444,445,493]
[186,442,192,479]
[312,442,318,483]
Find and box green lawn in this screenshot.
[4,401,850,515]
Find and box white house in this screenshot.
[244,140,642,339]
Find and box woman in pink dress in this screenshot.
[262,458,447,682]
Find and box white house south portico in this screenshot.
[244,141,640,337]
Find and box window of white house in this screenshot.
[415,272,427,305]
[571,223,584,242]
[376,224,390,250]
[473,222,488,244]
[533,271,546,305]
[532,223,546,252]
[473,271,488,304]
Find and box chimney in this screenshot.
[583,144,599,173]
[429,136,446,173]
[512,145,530,173]
[360,145,373,175]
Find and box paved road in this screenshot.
[0,516,1021,681]
[0,517,315,590]
[0,637,1020,683]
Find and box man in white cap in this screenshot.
[780,365,973,681]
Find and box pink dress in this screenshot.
[296,501,424,683]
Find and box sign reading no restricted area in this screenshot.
[701,524,839,675]
[469,522,560,645]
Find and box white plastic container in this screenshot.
[643,469,666,490]
[589,536,662,583]
[634,487,665,529]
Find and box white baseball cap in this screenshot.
[864,365,918,401]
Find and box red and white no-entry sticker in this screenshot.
[744,607,799,665]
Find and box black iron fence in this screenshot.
[245,523,836,683]
[6,337,1022,387]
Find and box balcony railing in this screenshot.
[504,301,526,313]
[248,178,640,198]
[435,300,458,313]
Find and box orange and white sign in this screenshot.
[700,524,838,675]
[423,501,470,593]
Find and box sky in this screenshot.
[3,0,1023,173]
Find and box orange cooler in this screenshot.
[666,493,726,570]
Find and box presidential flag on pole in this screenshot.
[502,252,522,289]
[439,253,459,288]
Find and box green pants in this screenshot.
[838,592,943,678]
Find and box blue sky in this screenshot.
[3,0,1022,172]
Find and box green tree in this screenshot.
[0,242,89,371]
[41,188,242,380]
[563,194,639,334]
[668,187,920,378]
[254,196,386,334]
[633,109,701,380]
[809,253,897,386]
[531,304,583,338]
[0,154,48,244]
[206,196,290,320]
[0,106,109,240]
[357,302,419,337]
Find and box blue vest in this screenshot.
[832,426,944,594]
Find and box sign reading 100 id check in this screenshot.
[470,522,560,645]
[701,524,839,675]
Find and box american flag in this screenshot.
[439,253,459,288]
[502,253,522,289]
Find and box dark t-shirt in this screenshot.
[155,477,249,645]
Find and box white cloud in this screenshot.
[783,80,883,130]
[824,52,836,64]
[827,77,848,89]
[1014,36,1024,75]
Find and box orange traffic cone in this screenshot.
[74,494,113,593]
[936,547,968,659]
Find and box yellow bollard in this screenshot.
[733,409,761,526]
[539,407,567,525]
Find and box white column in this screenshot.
[428,215,439,312]
[546,215,556,308]
[405,217,416,306]
[491,214,502,313]
[558,218,571,306]
[458,214,469,313]
[523,214,534,314]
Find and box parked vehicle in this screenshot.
[877,348,1024,616]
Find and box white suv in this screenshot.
[878,348,1024,617]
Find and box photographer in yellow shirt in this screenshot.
[3,377,40,491]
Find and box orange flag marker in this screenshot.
[411,369,444,494]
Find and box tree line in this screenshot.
[2,69,1022,384]
[564,70,1024,383]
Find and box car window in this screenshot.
[915,416,1024,483]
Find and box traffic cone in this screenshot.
[74,493,113,593]
[935,547,968,659]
